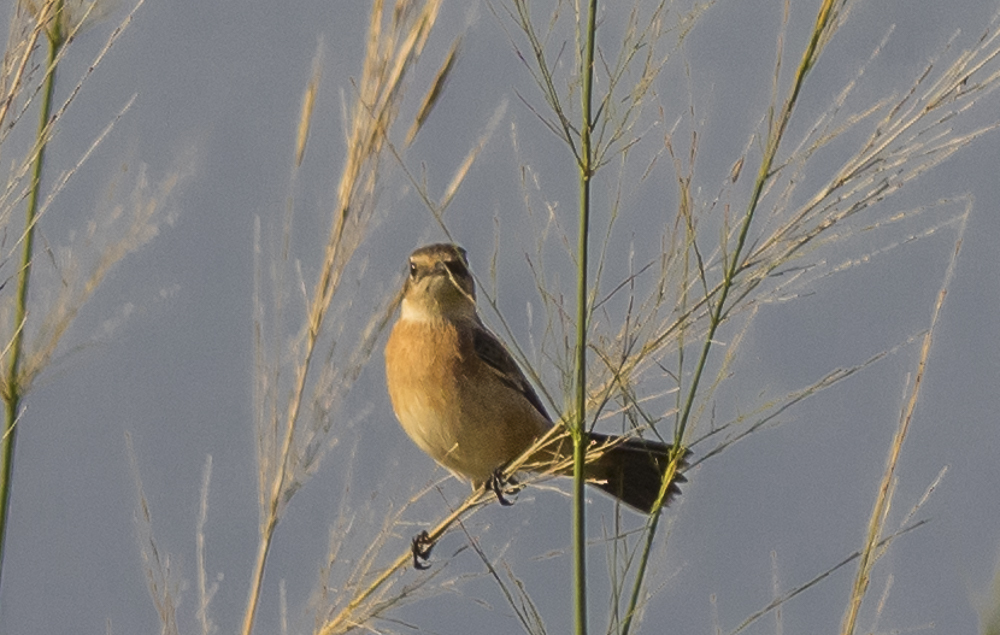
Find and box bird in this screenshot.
[384,243,686,514]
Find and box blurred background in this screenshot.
[1,1,998,634]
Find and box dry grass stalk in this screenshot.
[244,2,444,634]
[474,1,1000,633]
[840,205,969,635]
[0,0,173,608]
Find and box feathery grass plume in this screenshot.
[610,1,861,619]
[840,206,969,635]
[244,1,444,634]
[127,432,181,635]
[492,3,702,631]
[449,0,1000,633]
[307,4,708,634]
[295,37,324,168]
[0,0,152,601]
[317,1,998,631]
[196,455,219,635]
[405,34,460,146]
[21,0,121,39]
[115,0,997,632]
[0,5,44,134]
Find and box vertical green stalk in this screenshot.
[572,2,598,634]
[0,0,65,597]
[620,3,840,632]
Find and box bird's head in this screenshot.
[400,243,477,322]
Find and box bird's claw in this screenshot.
[487,469,520,506]
[411,530,434,570]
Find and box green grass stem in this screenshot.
[621,1,843,632]
[572,2,599,634]
[0,0,65,598]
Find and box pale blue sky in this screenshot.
[1,1,998,634]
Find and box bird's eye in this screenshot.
[409,262,418,278]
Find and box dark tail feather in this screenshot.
[589,433,689,514]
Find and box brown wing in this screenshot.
[473,325,551,423]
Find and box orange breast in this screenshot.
[384,319,464,460]
[385,317,553,484]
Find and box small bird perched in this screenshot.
[384,243,685,514]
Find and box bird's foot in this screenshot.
[487,469,521,506]
[411,530,434,570]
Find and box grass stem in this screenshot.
[0,0,65,599]
[622,2,843,631]
[572,1,599,634]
